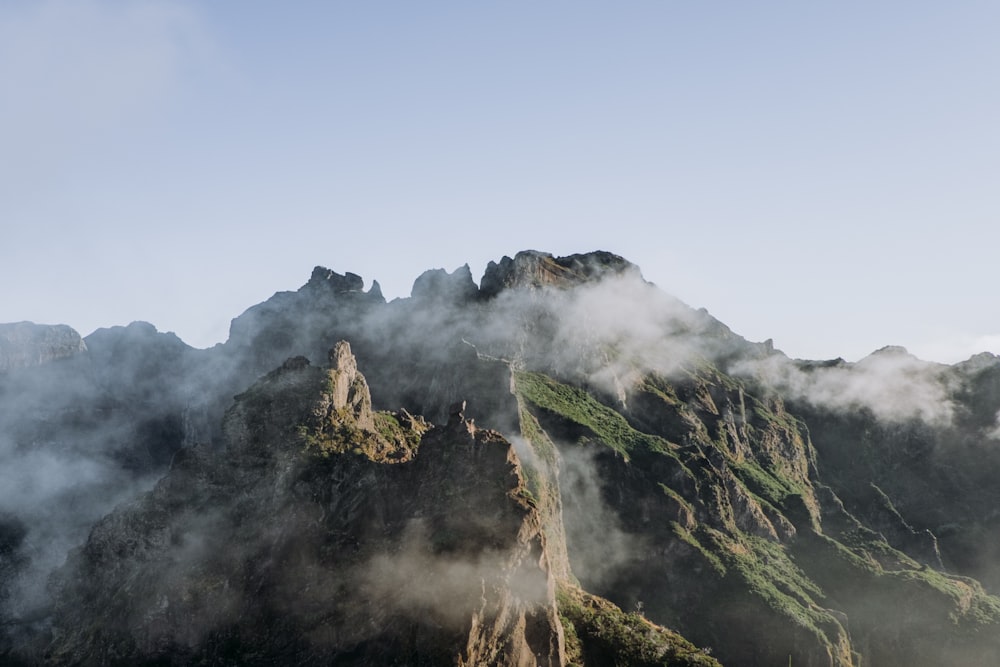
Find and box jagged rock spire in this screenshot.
[327,340,374,431]
[479,250,640,298]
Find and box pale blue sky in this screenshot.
[2,1,998,362]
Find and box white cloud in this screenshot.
[736,348,956,425]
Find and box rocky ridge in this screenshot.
[0,323,86,372]
[4,250,1000,665]
[40,342,714,666]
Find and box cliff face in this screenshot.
[0,323,86,372]
[478,250,639,298]
[43,344,567,666]
[6,250,1000,666]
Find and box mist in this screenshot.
[733,346,958,425]
[5,251,1000,665]
[0,256,978,619]
[556,445,646,588]
[0,321,227,642]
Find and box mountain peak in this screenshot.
[410,264,479,303]
[10,250,1000,666]
[870,344,912,358]
[0,321,87,372]
[326,340,375,431]
[479,250,639,298]
[307,266,365,292]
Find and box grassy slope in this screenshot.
[513,367,1000,667]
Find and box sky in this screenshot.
[1,1,998,363]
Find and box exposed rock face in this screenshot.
[479,250,640,298]
[326,340,375,430]
[43,345,567,666]
[0,321,211,652]
[411,264,480,303]
[9,249,1000,666]
[82,321,211,464]
[305,266,366,292]
[0,322,86,372]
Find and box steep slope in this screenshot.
[0,322,209,651]
[6,249,1000,666]
[776,351,1000,593]
[40,342,716,667]
[513,362,1000,666]
[0,323,86,372]
[43,343,561,665]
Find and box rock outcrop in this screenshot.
[42,345,567,666]
[7,250,1000,666]
[0,322,86,372]
[479,250,640,298]
[305,266,366,293]
[411,264,480,303]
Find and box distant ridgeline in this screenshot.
[0,322,86,372]
[4,250,1000,666]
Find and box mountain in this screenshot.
[4,250,1000,666]
[0,323,86,372]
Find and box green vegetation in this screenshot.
[731,459,804,507]
[556,583,721,667]
[516,399,559,466]
[639,376,682,407]
[517,367,849,659]
[711,532,843,652]
[513,361,1000,664]
[658,483,694,518]
[514,485,538,508]
[372,411,424,451]
[514,396,561,500]
[669,522,725,576]
[297,420,364,456]
[514,371,674,458]
[299,410,422,461]
[682,361,742,393]
[748,395,801,434]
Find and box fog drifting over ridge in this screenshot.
[5,250,1000,666]
[0,253,991,614]
[3,0,1000,366]
[15,261,1000,367]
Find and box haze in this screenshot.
[2,1,997,363]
